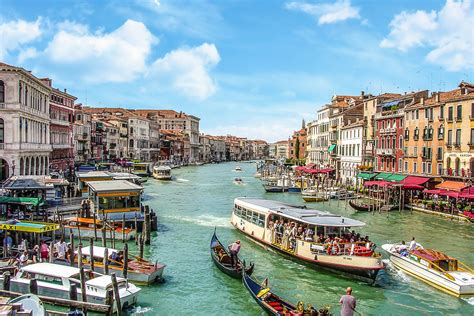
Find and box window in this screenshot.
[422,162,426,173]
[416,110,419,119]
[438,125,444,140]
[447,130,452,145]
[455,129,461,146]
[448,106,453,121]
[439,105,444,119]
[437,163,443,175]
[456,105,462,121]
[471,128,474,145]
[0,80,4,103]
[437,147,443,161]
[413,162,417,173]
[404,161,408,171]
[471,103,474,118]
[0,118,3,143]
[404,128,409,140]
[414,147,418,156]
[414,127,419,140]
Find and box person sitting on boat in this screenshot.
[56,238,68,260]
[305,227,314,242]
[228,240,241,268]
[397,241,408,257]
[18,250,28,268]
[408,237,417,251]
[296,225,304,238]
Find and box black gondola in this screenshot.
[349,200,371,212]
[242,269,331,316]
[210,230,254,279]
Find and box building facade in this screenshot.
[340,120,363,185]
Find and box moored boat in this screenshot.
[152,165,172,180]
[382,243,474,297]
[210,230,254,279]
[77,246,166,285]
[64,217,136,241]
[1,263,140,311]
[287,186,301,193]
[349,200,371,212]
[231,198,384,282]
[242,269,330,316]
[263,182,287,193]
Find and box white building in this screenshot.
[275,140,289,159]
[314,106,330,168]
[0,63,52,181]
[306,120,318,164]
[339,120,363,185]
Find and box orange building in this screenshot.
[289,128,306,161]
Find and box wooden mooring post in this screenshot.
[69,233,75,267]
[122,243,128,279]
[103,248,109,275]
[79,267,88,315]
[90,238,95,271]
[111,273,123,316]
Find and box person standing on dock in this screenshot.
[228,240,241,268]
[339,287,357,316]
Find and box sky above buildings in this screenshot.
[1,0,473,142]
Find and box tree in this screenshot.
[295,137,300,161]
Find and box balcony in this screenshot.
[436,155,443,161]
[375,109,404,119]
[0,143,52,151]
[446,117,453,123]
[50,118,70,127]
[446,142,453,148]
[455,116,462,122]
[469,142,474,148]
[413,135,419,141]
[438,116,444,121]
[422,135,433,141]
[454,142,461,148]
[119,132,128,138]
[376,148,394,156]
[381,127,396,134]
[52,144,72,149]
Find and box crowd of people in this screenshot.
[268,218,375,255]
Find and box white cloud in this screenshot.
[43,19,158,83]
[148,43,220,100]
[0,18,42,59]
[380,0,474,71]
[285,0,360,25]
[17,47,39,63]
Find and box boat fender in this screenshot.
[257,288,270,298]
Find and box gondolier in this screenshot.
[228,240,241,268]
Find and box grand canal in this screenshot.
[132,162,474,315]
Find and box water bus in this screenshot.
[382,243,474,297]
[77,246,165,285]
[1,263,140,311]
[131,162,153,177]
[64,217,136,241]
[231,198,384,282]
[152,166,172,180]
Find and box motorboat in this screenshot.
[8,294,46,316]
[232,198,384,282]
[77,246,165,285]
[152,165,172,180]
[235,166,242,171]
[234,178,244,185]
[254,172,262,178]
[382,243,474,297]
[64,217,136,241]
[301,187,328,202]
[1,263,140,311]
[262,182,287,193]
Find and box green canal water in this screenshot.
[130,162,473,315]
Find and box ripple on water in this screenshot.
[163,214,231,228]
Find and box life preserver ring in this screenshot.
[326,243,340,255]
[354,246,373,257]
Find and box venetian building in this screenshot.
[0,63,52,181]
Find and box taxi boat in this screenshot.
[64,217,136,241]
[231,198,384,282]
[77,246,166,285]
[382,244,474,297]
[1,263,140,311]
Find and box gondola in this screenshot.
[210,230,254,279]
[349,200,371,212]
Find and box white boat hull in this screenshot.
[382,244,474,296]
[152,174,172,180]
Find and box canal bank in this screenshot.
[135,162,473,315]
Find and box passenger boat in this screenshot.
[231,198,384,282]
[64,217,136,241]
[8,294,46,316]
[210,230,254,279]
[301,187,328,202]
[152,165,172,180]
[287,186,301,193]
[2,263,140,311]
[131,162,152,177]
[76,246,166,285]
[382,243,474,297]
[242,269,330,316]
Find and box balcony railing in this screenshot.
[376,148,394,155]
[50,118,70,127]
[52,144,72,149]
[455,116,462,122]
[438,116,444,121]
[0,143,52,150]
[446,117,453,123]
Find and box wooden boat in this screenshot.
[232,198,384,282]
[349,200,371,212]
[1,263,140,311]
[77,246,166,285]
[210,230,254,279]
[382,244,474,297]
[64,217,136,241]
[152,165,172,180]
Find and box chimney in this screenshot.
[435,92,440,103]
[420,97,424,105]
[64,88,67,93]
[361,91,365,97]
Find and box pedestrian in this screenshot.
[40,240,49,262]
[3,233,13,257]
[56,238,67,259]
[339,287,357,316]
[228,240,241,268]
[19,250,28,268]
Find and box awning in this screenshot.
[0,197,44,207]
[357,172,376,180]
[386,174,406,182]
[439,191,460,198]
[403,184,425,190]
[424,189,442,194]
[435,181,468,191]
[459,193,474,199]
[364,180,392,187]
[401,176,430,186]
[295,166,306,171]
[328,144,336,153]
[0,220,59,233]
[374,172,392,180]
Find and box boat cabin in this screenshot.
[87,180,143,220]
[153,166,172,180]
[410,249,460,272]
[132,163,152,177]
[76,171,113,196]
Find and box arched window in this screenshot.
[455,157,461,176]
[0,80,4,103]
[0,118,4,144]
[470,158,474,177]
[129,139,134,147]
[446,157,451,172]
[19,157,24,175]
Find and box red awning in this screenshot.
[401,176,430,186]
[435,181,468,191]
[403,184,425,190]
[364,180,392,187]
[295,166,306,171]
[306,163,316,168]
[439,191,460,198]
[319,168,334,173]
[459,193,474,199]
[423,189,442,194]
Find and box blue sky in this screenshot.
[1,0,473,142]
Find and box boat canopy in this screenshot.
[21,263,80,278]
[79,246,118,258]
[0,197,44,207]
[154,166,171,171]
[0,220,59,233]
[235,198,365,227]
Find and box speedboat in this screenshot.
[235,166,242,171]
[301,187,328,202]
[382,243,474,297]
[234,178,244,185]
[1,263,140,311]
[152,165,172,180]
[77,246,166,285]
[254,172,262,178]
[262,182,287,193]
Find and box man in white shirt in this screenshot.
[19,250,28,267]
[409,237,417,251]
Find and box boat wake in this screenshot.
[130,306,153,314]
[176,178,190,182]
[383,259,412,283]
[164,214,231,228]
[463,297,474,306]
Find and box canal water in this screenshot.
[131,162,474,315]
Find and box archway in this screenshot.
[0,159,9,182]
[25,157,29,175]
